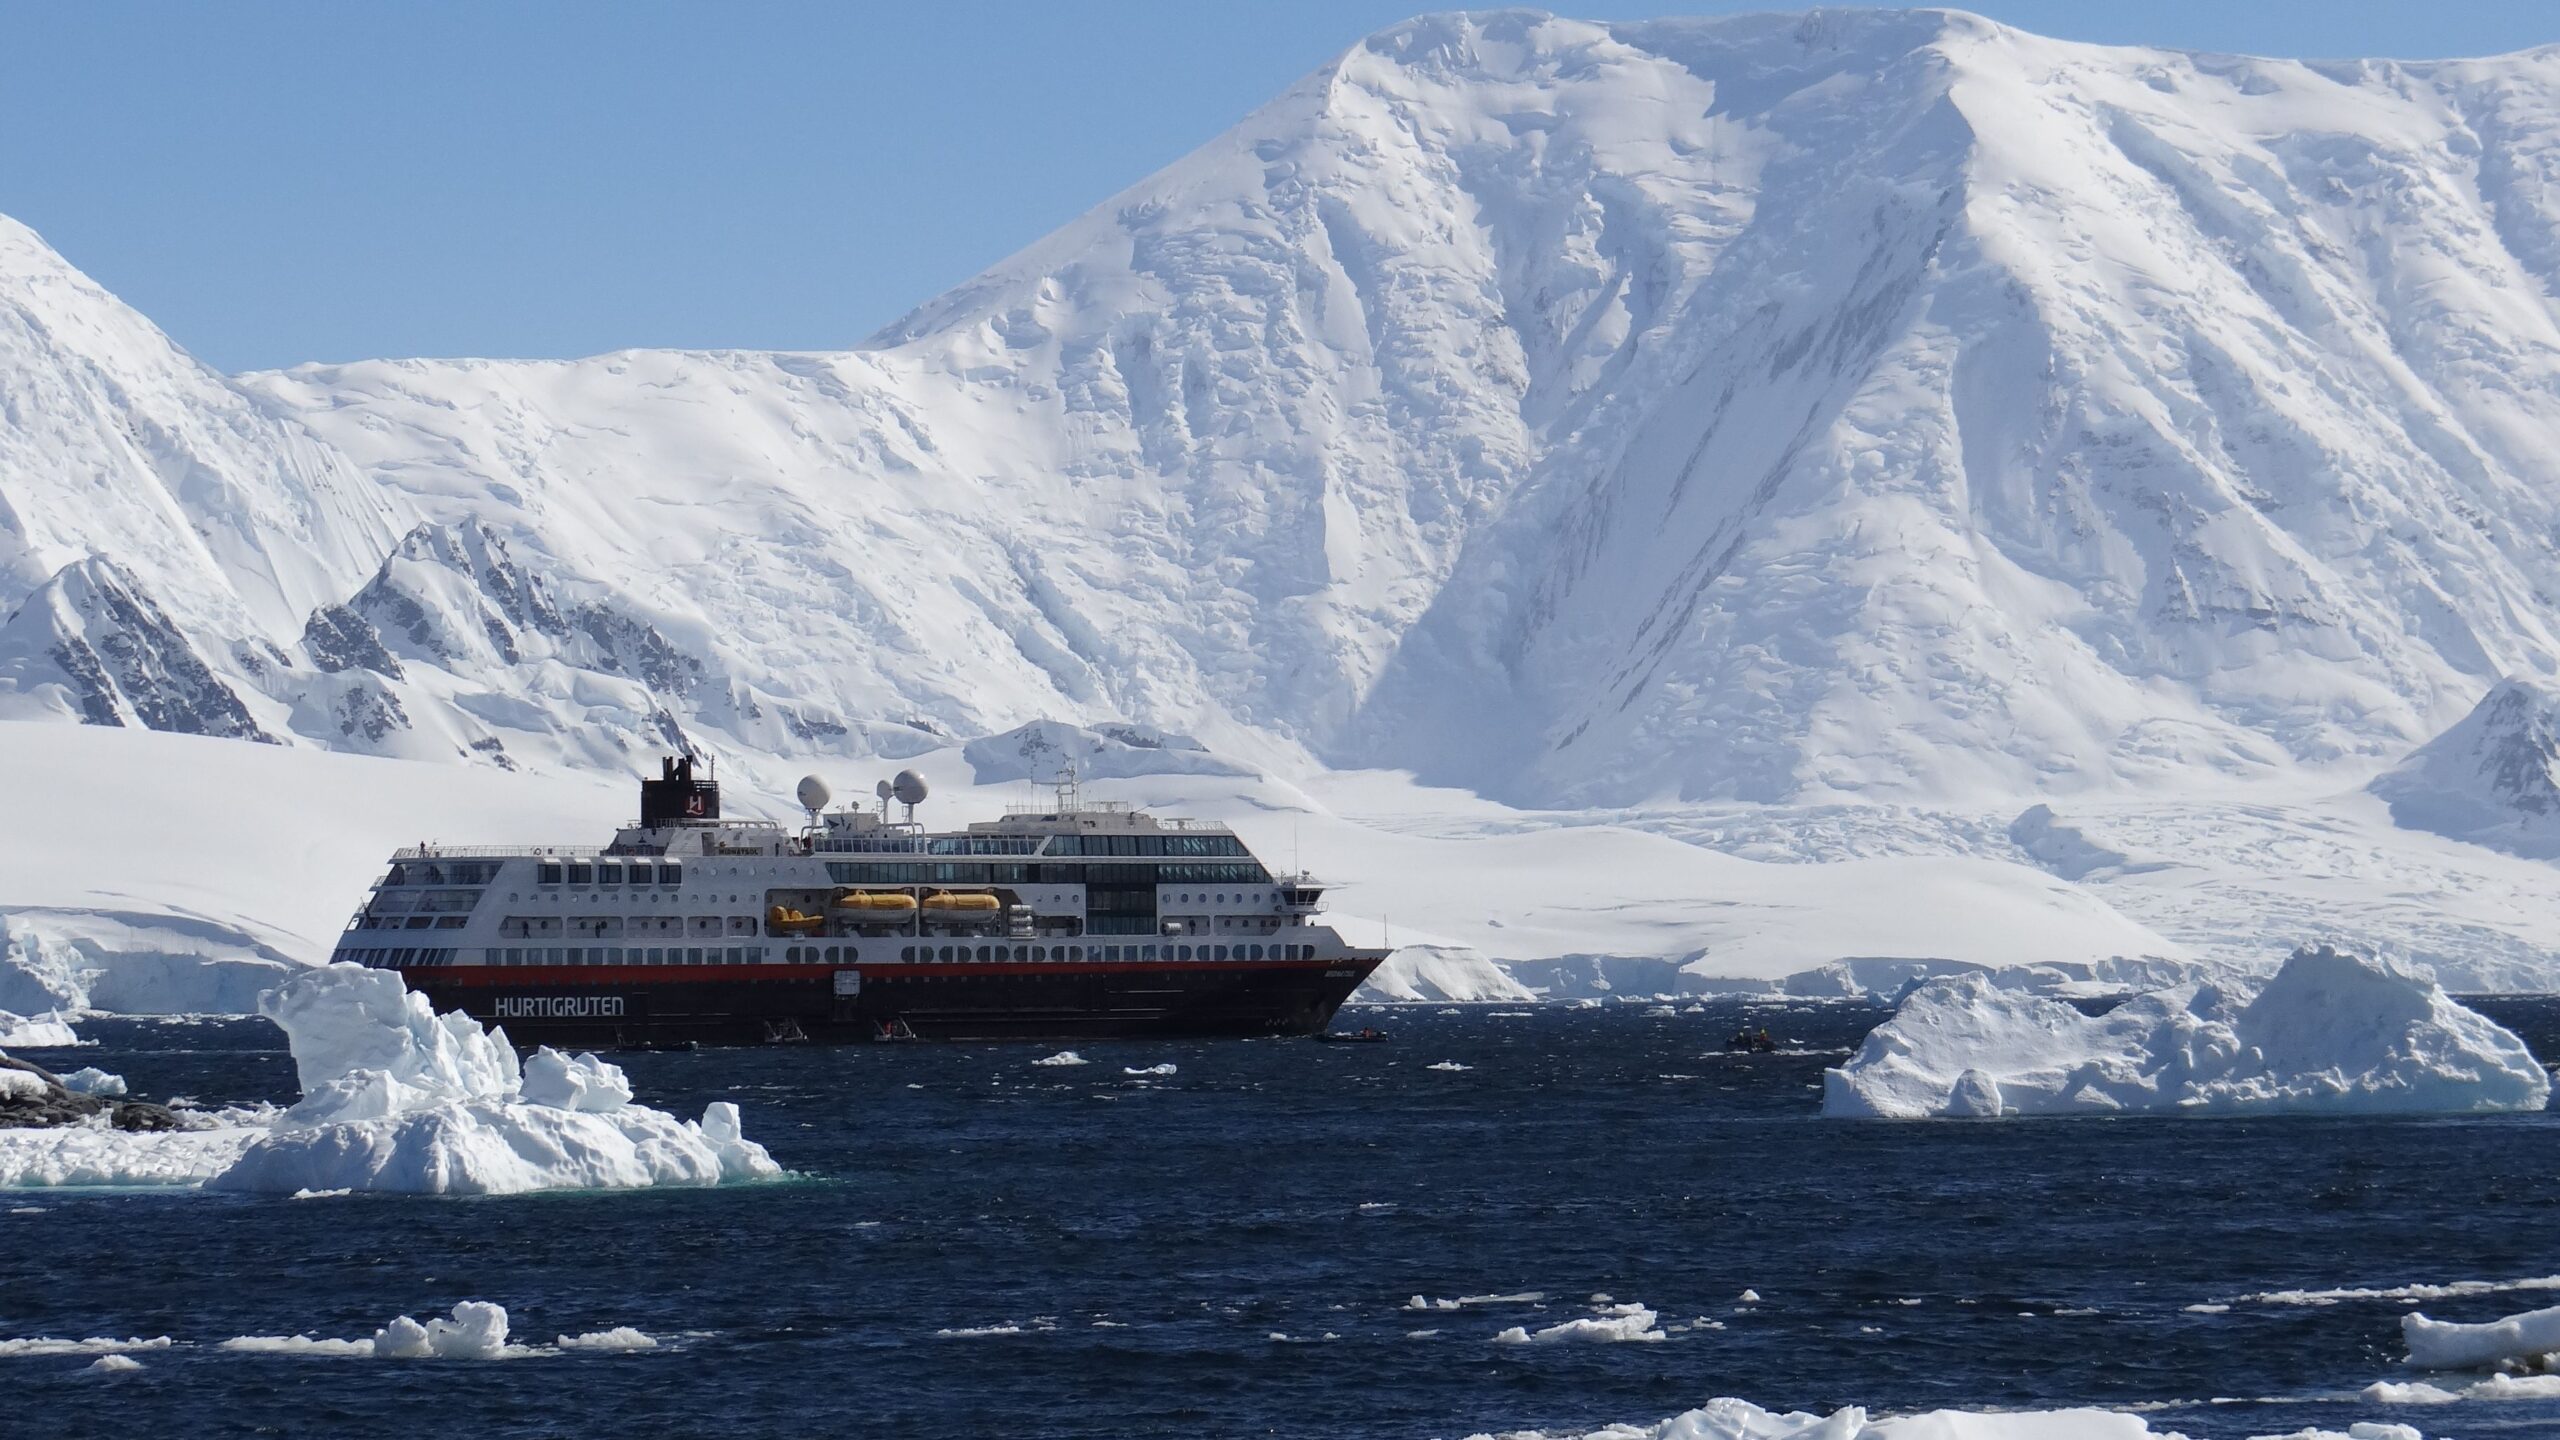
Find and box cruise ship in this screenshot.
[329,757,1389,1045]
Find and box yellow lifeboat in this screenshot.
[832,889,919,912]
[766,904,827,936]
[921,891,1002,912]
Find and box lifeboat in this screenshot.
[921,891,1002,912]
[766,904,827,936]
[832,889,919,912]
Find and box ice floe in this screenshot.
[1825,945,2549,1118]
[1493,1302,1667,1344]
[2236,1275,2560,1307]
[83,1354,142,1374]
[1032,1051,1088,1067]
[0,1010,78,1048]
[1460,1398,2185,1438]
[2400,1301,2560,1371]
[224,1302,522,1358]
[1122,1063,1176,1077]
[555,1326,658,1352]
[0,963,779,1194]
[0,1336,171,1357]
[57,1067,124,1097]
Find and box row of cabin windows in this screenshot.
[384,862,503,887]
[356,914,470,931]
[894,942,1316,963]
[539,861,683,887]
[338,947,457,967]
[489,946,764,965]
[500,915,754,939]
[823,861,1268,886]
[1043,834,1250,857]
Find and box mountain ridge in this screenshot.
[7,9,2560,811]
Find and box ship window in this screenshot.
[598,863,623,885]
[972,946,988,962]
[1026,946,1042,962]
[537,863,562,885]
[934,945,953,962]
[656,864,681,885]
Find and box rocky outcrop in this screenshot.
[0,1055,185,1132]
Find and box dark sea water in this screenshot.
[7,999,2560,1440]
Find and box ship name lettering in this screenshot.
[493,995,625,1019]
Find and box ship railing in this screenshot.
[393,844,603,860]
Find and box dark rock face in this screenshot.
[22,559,272,741]
[302,602,403,678]
[333,679,410,743]
[0,1055,186,1132]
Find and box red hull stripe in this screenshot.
[406,959,1377,987]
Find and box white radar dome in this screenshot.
[891,770,930,806]
[796,775,831,812]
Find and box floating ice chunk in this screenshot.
[375,1301,509,1360]
[83,1353,142,1373]
[2361,1380,2463,1404]
[1426,1061,1472,1072]
[224,1302,522,1359]
[2402,1301,2560,1370]
[2242,1275,2560,1306]
[0,1011,78,1048]
[1461,1397,2199,1438]
[556,1326,658,1352]
[517,1048,633,1113]
[0,1336,171,1357]
[1123,1063,1176,1076]
[218,1335,375,1356]
[57,1067,126,1097]
[1739,1289,1761,1303]
[1033,1051,1088,1067]
[2248,1427,2422,1440]
[1826,946,2550,1119]
[1493,1303,1666,1344]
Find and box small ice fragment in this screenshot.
[1426,1061,1471,1072]
[1032,1052,1087,1068]
[556,1327,658,1352]
[1738,1289,1761,1303]
[1122,1063,1176,1076]
[58,1068,126,1098]
[84,1354,142,1374]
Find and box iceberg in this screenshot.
[0,963,780,1194]
[0,1010,78,1048]
[1825,946,2550,1119]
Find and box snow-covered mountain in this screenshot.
[13,9,2560,806]
[2373,676,2560,858]
[16,9,2560,992]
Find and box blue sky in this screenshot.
[5,1,2557,372]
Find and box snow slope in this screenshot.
[13,12,2560,993]
[239,10,2560,810]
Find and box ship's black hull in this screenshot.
[400,956,1382,1047]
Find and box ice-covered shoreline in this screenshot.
[0,964,779,1194]
[1823,945,2550,1120]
